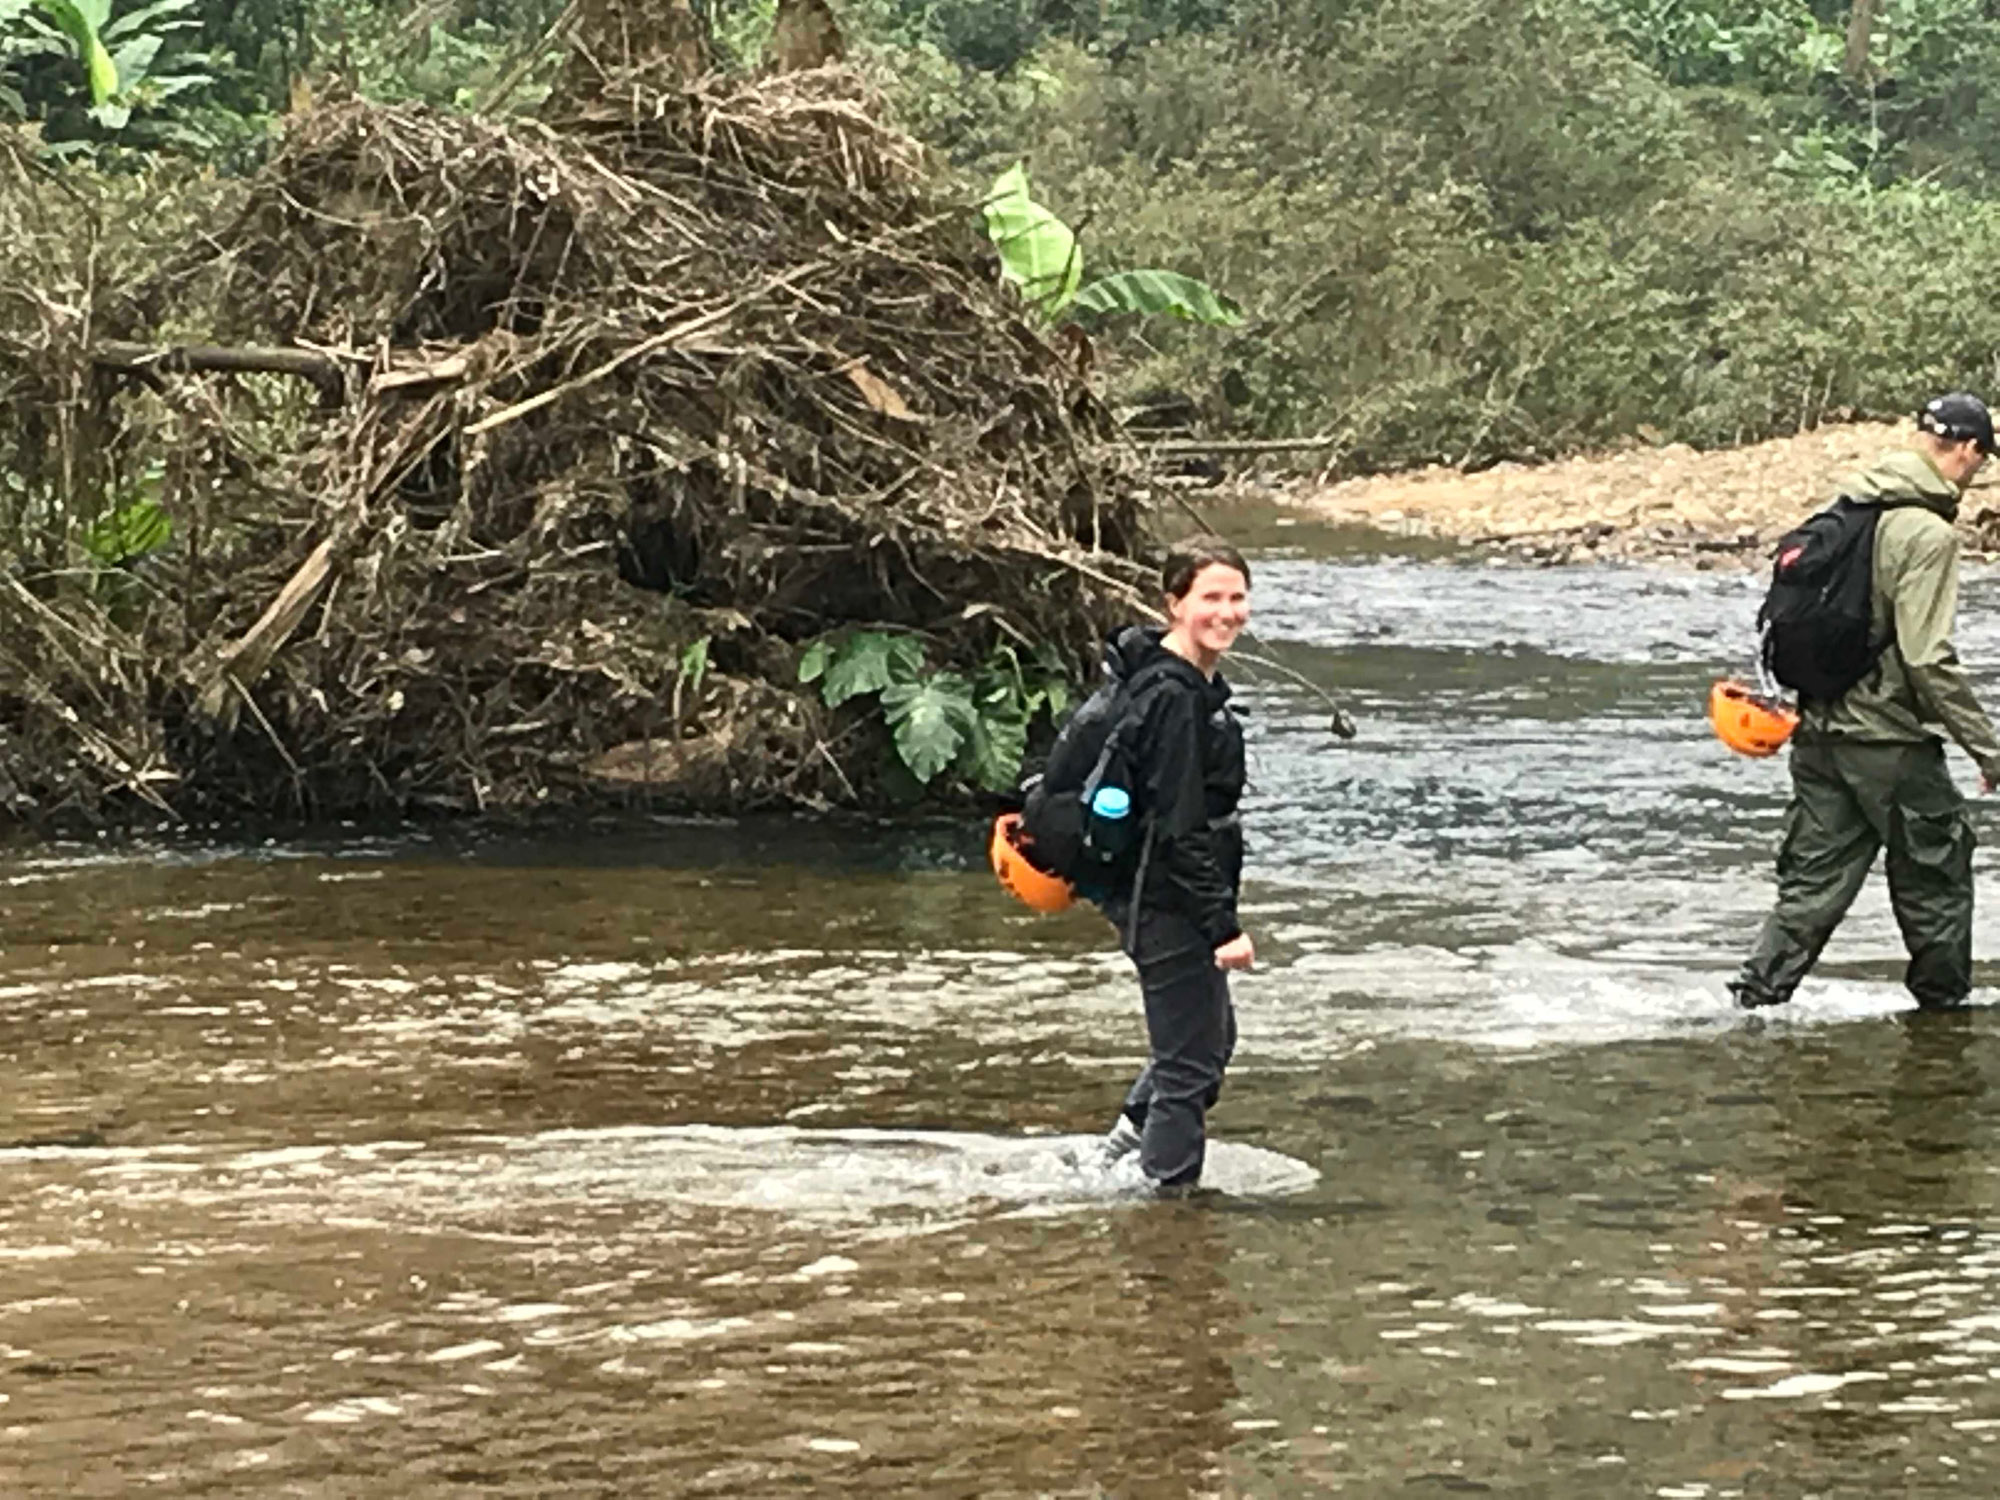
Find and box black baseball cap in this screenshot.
[1918,391,1996,455]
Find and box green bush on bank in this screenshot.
[864,0,2000,471]
[15,0,2000,475]
[1071,166,2000,471]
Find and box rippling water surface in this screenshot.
[5,516,2000,1494]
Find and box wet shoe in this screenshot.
[1914,993,1971,1012]
[1093,1115,1141,1169]
[1729,980,1790,1011]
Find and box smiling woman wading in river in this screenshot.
[1086,538,1255,1193]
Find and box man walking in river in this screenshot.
[1732,393,2000,1012]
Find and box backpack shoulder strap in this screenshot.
[1128,654,1185,690]
[1845,495,1933,652]
[1850,493,1932,514]
[1080,657,1185,799]
[1115,656,1195,739]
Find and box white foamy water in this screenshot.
[5,1126,1320,1227]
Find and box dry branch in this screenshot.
[92,340,350,404]
[1142,434,1346,456]
[192,536,338,723]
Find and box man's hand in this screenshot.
[1214,933,1255,971]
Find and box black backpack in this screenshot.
[1759,496,1920,702]
[1016,659,1175,899]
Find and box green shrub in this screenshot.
[864,0,2000,471]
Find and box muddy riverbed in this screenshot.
[4,516,2000,1494]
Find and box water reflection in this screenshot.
[0,552,1999,1491]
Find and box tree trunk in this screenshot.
[1843,0,1877,82]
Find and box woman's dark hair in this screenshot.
[1162,536,1251,600]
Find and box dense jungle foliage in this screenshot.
[7,0,2000,475]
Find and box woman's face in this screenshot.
[1167,561,1250,660]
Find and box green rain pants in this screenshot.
[1732,737,1976,1009]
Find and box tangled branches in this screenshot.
[0,68,1154,823]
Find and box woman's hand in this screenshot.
[1214,933,1255,971]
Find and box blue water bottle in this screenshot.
[1086,784,1133,859]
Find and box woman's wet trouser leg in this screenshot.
[1119,908,1233,1188]
[1121,1064,1154,1126]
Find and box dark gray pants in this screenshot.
[1733,737,1976,1009]
[1112,906,1237,1186]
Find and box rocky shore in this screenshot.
[1269,420,2000,566]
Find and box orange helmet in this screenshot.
[1710,679,1798,758]
[988,813,1074,914]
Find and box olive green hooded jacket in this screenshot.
[1796,446,2000,780]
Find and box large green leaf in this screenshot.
[1072,269,1244,326]
[678,636,710,698]
[820,630,925,708]
[100,0,196,43]
[34,0,118,105]
[981,162,1082,319]
[882,673,977,784]
[1030,640,1073,721]
[107,32,159,85]
[797,638,831,685]
[82,496,170,567]
[958,704,1029,793]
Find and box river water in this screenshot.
[5,512,2000,1495]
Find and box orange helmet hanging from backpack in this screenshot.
[1709,679,1798,758]
[988,813,1075,913]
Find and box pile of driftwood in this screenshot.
[0,62,1151,822]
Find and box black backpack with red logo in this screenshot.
[1758,496,1922,702]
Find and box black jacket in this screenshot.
[1103,626,1246,946]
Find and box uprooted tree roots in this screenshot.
[0,66,1157,823]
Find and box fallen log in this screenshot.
[92,340,349,406]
